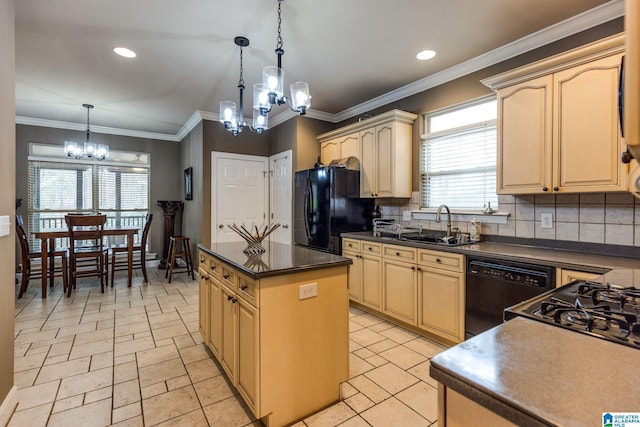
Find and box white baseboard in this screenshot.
[0,386,18,427]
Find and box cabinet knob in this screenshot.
[436,258,442,263]
[371,193,375,197]
[553,187,559,192]
[411,266,416,271]
[210,265,216,271]
[218,224,224,229]
[396,252,400,256]
[282,224,289,229]
[203,276,209,281]
[223,274,230,279]
[240,285,248,291]
[368,247,372,251]
[227,295,237,303]
[542,187,548,192]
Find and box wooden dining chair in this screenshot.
[65,214,108,297]
[15,215,68,298]
[110,213,153,286]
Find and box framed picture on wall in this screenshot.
[184,167,193,200]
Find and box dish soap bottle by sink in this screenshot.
[470,216,481,242]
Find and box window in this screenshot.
[421,97,498,210]
[27,143,151,249]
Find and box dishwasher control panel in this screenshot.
[468,260,551,287]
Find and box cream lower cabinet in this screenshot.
[556,268,601,287]
[343,238,382,310]
[344,239,465,344]
[484,35,627,194]
[382,244,418,325]
[438,384,516,427]
[417,250,465,343]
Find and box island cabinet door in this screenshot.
[382,259,417,325]
[199,272,210,344]
[237,298,259,415]
[221,284,239,383]
[208,276,223,358]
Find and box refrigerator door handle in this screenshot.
[303,180,311,240]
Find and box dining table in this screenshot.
[33,227,138,298]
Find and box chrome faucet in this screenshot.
[435,204,452,237]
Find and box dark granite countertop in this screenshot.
[341,231,640,272]
[429,317,640,427]
[197,242,352,279]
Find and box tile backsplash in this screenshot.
[376,192,640,247]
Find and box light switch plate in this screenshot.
[541,213,553,229]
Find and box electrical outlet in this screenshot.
[402,210,412,221]
[541,213,553,229]
[299,283,317,300]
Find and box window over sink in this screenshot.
[421,96,498,210]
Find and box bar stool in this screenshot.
[165,236,195,283]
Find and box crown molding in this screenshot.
[15,0,624,138]
[16,115,179,142]
[334,0,624,122]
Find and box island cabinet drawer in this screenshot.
[342,238,361,252]
[382,244,417,263]
[220,264,237,289]
[361,242,381,255]
[417,249,464,272]
[237,274,259,307]
[199,252,222,277]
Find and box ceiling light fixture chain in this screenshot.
[64,104,109,160]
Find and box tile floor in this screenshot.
[11,264,446,426]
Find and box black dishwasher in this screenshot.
[465,256,555,339]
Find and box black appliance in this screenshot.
[505,279,640,349]
[465,256,555,338]
[294,166,374,254]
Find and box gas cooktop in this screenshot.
[505,275,640,349]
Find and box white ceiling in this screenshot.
[14,0,622,141]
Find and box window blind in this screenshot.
[27,152,151,249]
[421,124,498,209]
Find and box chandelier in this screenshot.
[219,0,311,136]
[64,104,109,160]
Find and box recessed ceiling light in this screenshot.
[416,49,436,61]
[113,47,136,58]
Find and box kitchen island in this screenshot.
[197,241,351,427]
[430,316,640,427]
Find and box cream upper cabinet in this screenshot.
[320,138,340,165]
[497,75,553,194]
[320,132,359,165]
[317,110,417,198]
[484,34,627,194]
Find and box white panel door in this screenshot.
[269,150,292,244]
[212,152,268,243]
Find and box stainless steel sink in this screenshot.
[398,232,470,247]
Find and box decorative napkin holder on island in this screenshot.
[228,223,281,255]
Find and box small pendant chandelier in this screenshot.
[64,104,109,160]
[219,0,310,136]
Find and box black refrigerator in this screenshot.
[294,166,374,254]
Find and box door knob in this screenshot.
[218,224,224,229]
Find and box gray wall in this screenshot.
[0,0,15,416]
[15,125,182,257]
